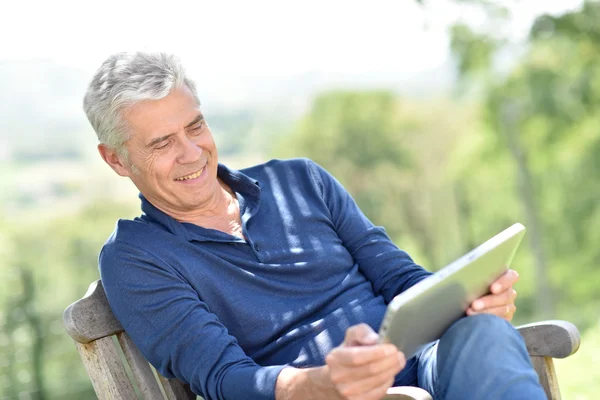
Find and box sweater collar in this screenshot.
[138,163,260,242]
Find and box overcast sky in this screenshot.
[2,0,583,80]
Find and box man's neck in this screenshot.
[167,179,245,239]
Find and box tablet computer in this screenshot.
[378,223,526,358]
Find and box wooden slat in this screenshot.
[158,374,196,400]
[75,337,138,400]
[117,332,164,400]
[531,356,561,400]
[517,320,581,358]
[64,280,124,343]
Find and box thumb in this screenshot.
[343,323,379,347]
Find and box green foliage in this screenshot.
[555,320,600,399]
[443,0,600,323]
[531,2,600,45]
[0,202,137,399]
[449,23,498,77]
[285,91,409,170]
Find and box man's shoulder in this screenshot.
[239,157,320,179]
[99,217,178,275]
[102,217,171,254]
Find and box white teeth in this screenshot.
[176,168,204,181]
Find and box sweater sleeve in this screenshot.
[306,160,433,303]
[99,240,285,400]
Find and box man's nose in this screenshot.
[176,136,202,164]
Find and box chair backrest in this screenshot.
[63,280,196,400]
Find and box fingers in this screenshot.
[467,303,517,321]
[326,324,407,400]
[328,343,400,366]
[343,323,379,347]
[469,272,519,321]
[471,287,517,311]
[328,350,405,398]
[490,269,519,294]
[327,346,406,378]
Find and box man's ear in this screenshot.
[98,144,132,178]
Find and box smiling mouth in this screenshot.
[175,167,205,181]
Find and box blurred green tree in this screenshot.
[445,0,600,323]
[0,201,137,399]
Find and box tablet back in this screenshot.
[379,223,526,358]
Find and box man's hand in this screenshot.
[325,323,406,399]
[467,268,519,321]
[275,324,405,400]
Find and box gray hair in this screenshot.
[83,52,200,161]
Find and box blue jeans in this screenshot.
[394,314,547,399]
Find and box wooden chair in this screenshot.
[64,280,580,400]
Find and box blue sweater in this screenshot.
[99,158,431,400]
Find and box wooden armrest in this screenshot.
[384,386,433,400]
[516,320,580,358]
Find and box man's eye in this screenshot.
[155,141,171,150]
[188,125,203,136]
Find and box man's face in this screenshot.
[115,85,220,216]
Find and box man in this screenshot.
[84,52,546,400]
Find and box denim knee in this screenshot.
[431,315,545,399]
[437,314,528,371]
[446,314,519,341]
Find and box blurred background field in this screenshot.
[1,0,599,398]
